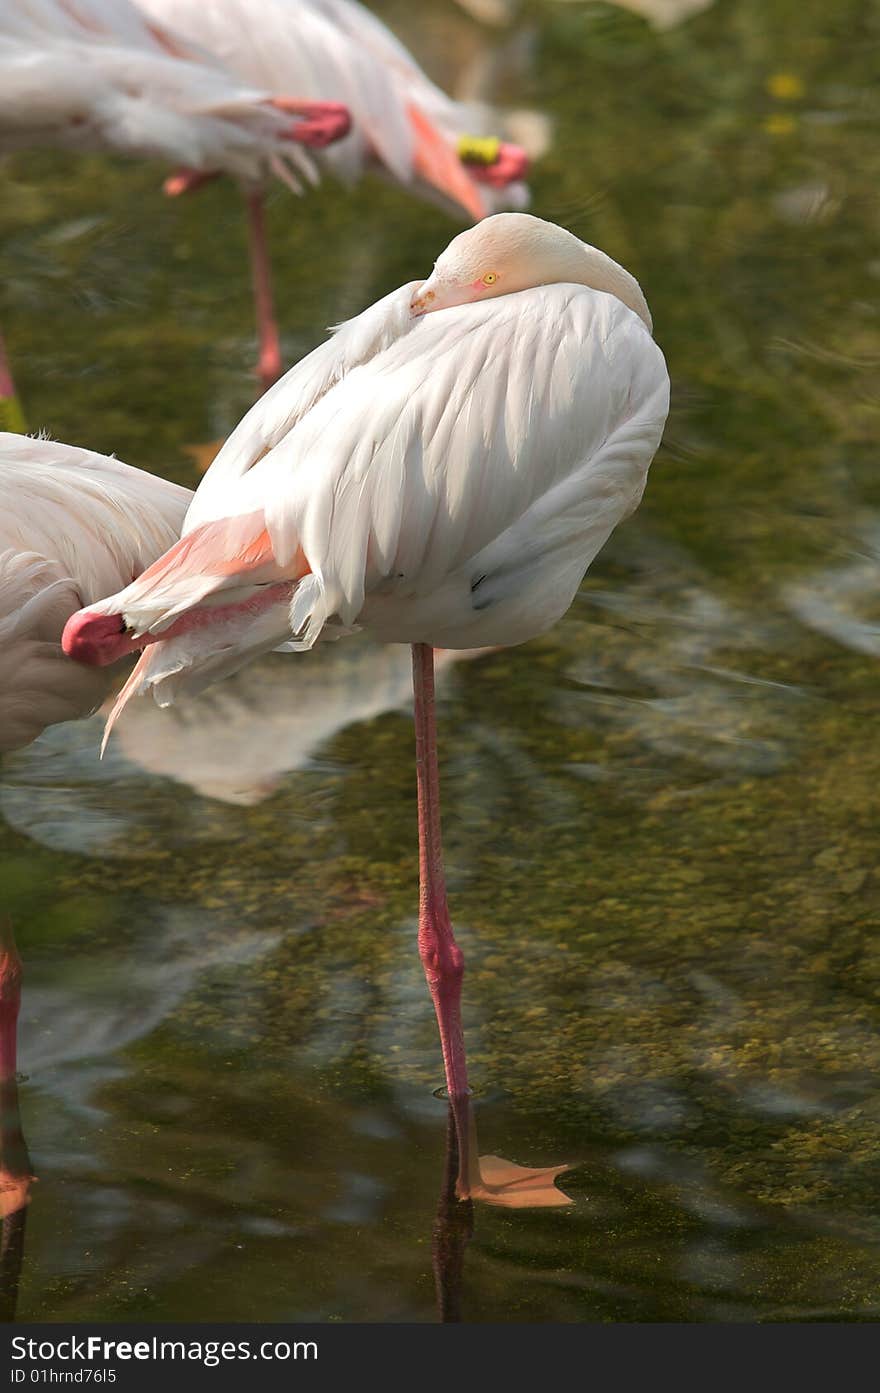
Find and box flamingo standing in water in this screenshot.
[63,213,670,1197]
[0,0,351,388]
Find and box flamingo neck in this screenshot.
[558,241,653,333]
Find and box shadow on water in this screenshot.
[433,1106,473,1323]
[3,0,880,1323]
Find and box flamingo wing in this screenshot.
[0,1,319,185]
[0,551,123,753]
[0,433,192,751]
[136,0,514,217]
[184,280,422,530]
[0,433,192,602]
[138,0,413,181]
[73,284,667,735]
[251,283,669,645]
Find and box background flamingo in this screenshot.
[137,0,533,221]
[62,213,669,1199]
[0,0,351,388]
[134,0,536,382]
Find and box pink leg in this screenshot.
[245,191,282,392]
[0,333,25,433]
[0,927,21,1086]
[0,921,30,1321]
[0,335,14,404]
[411,642,472,1198]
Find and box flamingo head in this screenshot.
[410,212,586,317]
[410,212,653,331]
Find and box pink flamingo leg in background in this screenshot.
[245,191,282,392]
[411,642,472,1197]
[0,336,14,405]
[0,921,32,1322]
[165,101,351,393]
[0,929,21,1087]
[246,102,350,390]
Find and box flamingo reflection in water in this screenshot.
[0,979,549,1328]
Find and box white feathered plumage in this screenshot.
[0,433,191,753]
[136,0,532,219]
[62,214,669,731]
[0,0,332,187]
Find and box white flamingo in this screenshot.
[63,213,670,1198]
[0,0,350,388]
[136,0,532,219]
[0,431,191,754]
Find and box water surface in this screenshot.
[2,0,880,1322]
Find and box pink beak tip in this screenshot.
[468,142,530,188]
[61,610,128,667]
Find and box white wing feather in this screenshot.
[136,0,526,210]
[0,434,192,601]
[0,0,316,183]
[151,285,668,665]
[262,285,668,646]
[137,0,413,181]
[184,281,421,531]
[0,434,191,751]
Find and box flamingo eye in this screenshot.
[482,271,497,286]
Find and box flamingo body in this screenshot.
[0,433,191,753]
[137,0,530,219]
[65,215,668,718]
[0,0,330,185]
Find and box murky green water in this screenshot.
[2,0,880,1322]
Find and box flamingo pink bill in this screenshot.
[61,611,145,667]
[270,100,351,148]
[466,143,529,188]
[62,581,297,668]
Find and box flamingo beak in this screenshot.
[410,281,436,316]
[410,274,474,316]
